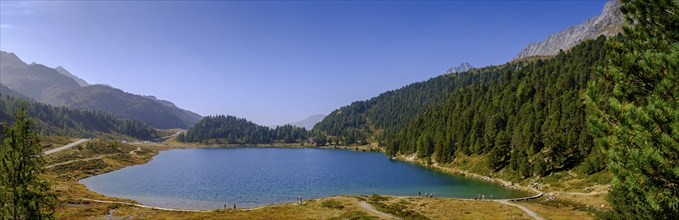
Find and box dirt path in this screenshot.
[553,191,607,196]
[46,154,117,169]
[495,200,544,220]
[80,198,208,213]
[47,146,143,169]
[358,201,399,219]
[44,139,89,155]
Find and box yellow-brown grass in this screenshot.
[41,138,610,219]
[516,200,598,220]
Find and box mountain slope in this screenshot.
[0,83,32,100]
[50,85,195,129]
[0,94,159,140]
[514,0,622,60]
[391,37,607,176]
[143,95,203,127]
[179,115,308,144]
[312,2,617,176]
[312,64,507,145]
[288,114,325,130]
[0,51,202,129]
[0,51,81,102]
[55,66,89,86]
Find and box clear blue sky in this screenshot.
[0,0,607,126]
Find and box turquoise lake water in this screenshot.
[80,148,528,209]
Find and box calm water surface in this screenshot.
[80,148,528,209]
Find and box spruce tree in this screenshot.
[0,104,57,219]
[586,0,678,218]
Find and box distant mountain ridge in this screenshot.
[445,62,474,74]
[0,83,31,100]
[0,51,81,102]
[0,94,159,140]
[54,66,89,86]
[514,0,623,60]
[0,51,202,129]
[286,114,325,130]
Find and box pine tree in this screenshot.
[0,104,57,219]
[586,0,678,218]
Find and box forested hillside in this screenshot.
[313,63,506,146]
[390,37,608,176]
[0,95,159,140]
[314,36,607,176]
[179,115,308,144]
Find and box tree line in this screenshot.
[313,0,678,217]
[178,115,308,144]
[389,36,607,177]
[0,95,159,140]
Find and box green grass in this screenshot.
[321,200,345,210]
[364,195,429,220]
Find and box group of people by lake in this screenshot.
[296,196,303,205]
[474,194,492,200]
[417,192,436,198]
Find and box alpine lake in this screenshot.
[80,148,530,209]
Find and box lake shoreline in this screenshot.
[392,154,540,196]
[76,143,538,211]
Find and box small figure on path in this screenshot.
[418,192,421,197]
[233,204,236,209]
[424,192,428,197]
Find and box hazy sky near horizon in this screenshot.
[1,0,607,126]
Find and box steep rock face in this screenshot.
[445,62,474,74]
[514,0,623,60]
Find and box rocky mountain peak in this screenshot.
[514,0,623,60]
[445,62,474,74]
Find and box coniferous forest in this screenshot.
[313,36,607,176]
[0,95,158,140]
[1,0,675,218]
[312,0,678,216]
[390,36,607,176]
[178,115,308,144]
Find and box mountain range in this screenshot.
[0,51,202,129]
[514,0,623,60]
[0,1,622,134]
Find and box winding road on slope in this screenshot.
[44,139,89,155]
